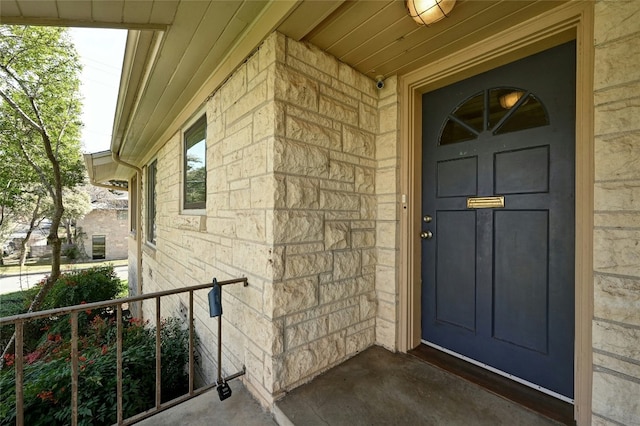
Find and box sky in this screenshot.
[69,28,127,154]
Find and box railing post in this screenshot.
[189,291,195,395]
[117,305,123,425]
[217,313,222,383]
[71,312,79,426]
[155,296,161,408]
[15,321,24,426]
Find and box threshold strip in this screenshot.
[410,342,575,425]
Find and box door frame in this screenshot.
[398,2,594,424]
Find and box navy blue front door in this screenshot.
[420,42,576,399]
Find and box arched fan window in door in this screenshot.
[439,87,549,146]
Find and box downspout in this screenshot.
[112,151,144,310]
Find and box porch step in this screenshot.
[274,345,564,425]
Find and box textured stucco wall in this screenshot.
[592,1,640,424]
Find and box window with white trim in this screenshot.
[147,160,157,245]
[183,116,206,210]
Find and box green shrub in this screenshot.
[0,289,38,352]
[0,316,190,426]
[19,266,126,351]
[62,245,82,261]
[39,266,124,310]
[0,291,36,319]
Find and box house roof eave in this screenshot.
[114,0,303,167]
[83,151,131,190]
[110,29,164,162]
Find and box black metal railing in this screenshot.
[0,277,248,426]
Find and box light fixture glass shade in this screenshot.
[407,0,456,26]
[499,91,525,109]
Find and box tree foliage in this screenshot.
[0,136,42,250]
[0,25,85,363]
[61,187,91,245]
[0,26,85,188]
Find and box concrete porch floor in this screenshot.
[135,346,562,425]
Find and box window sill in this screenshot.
[181,208,206,216]
[142,242,157,259]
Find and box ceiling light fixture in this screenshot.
[499,91,525,109]
[406,0,456,26]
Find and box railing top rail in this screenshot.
[0,277,247,326]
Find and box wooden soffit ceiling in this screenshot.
[2,0,569,180]
[279,0,569,80]
[0,0,176,29]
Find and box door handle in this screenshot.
[420,230,433,240]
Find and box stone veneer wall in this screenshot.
[591,1,640,424]
[139,31,284,399]
[266,33,401,395]
[77,209,129,260]
[133,4,640,421]
[138,32,400,405]
[375,78,400,350]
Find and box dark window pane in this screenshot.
[488,88,522,128]
[452,91,484,132]
[494,94,549,135]
[147,160,157,244]
[438,87,548,144]
[130,176,137,232]
[440,118,477,145]
[92,235,106,260]
[439,91,483,146]
[184,116,207,210]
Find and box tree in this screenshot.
[0,167,18,266]
[0,25,85,364]
[61,187,91,245]
[0,137,43,265]
[14,191,49,267]
[0,142,52,267]
[0,189,44,268]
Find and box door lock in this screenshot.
[420,230,433,240]
[423,215,432,223]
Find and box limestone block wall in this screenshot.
[592,1,640,424]
[136,32,400,405]
[77,209,128,260]
[267,34,384,394]
[139,34,281,399]
[375,77,400,350]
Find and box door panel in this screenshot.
[493,210,548,354]
[437,157,478,197]
[421,41,576,399]
[494,146,549,194]
[436,210,477,331]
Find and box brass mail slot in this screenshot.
[467,196,505,209]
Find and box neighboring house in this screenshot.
[76,195,129,261]
[5,1,639,424]
[9,221,51,259]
